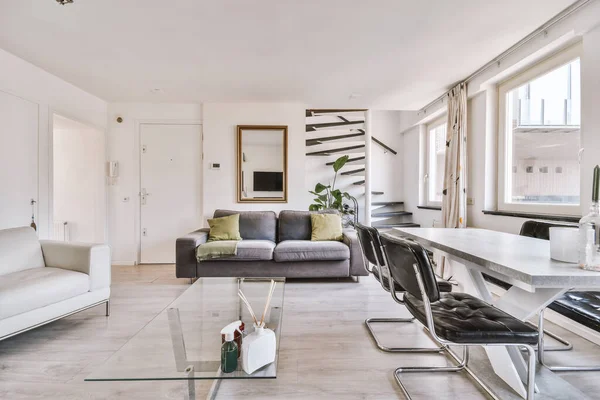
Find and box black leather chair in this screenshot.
[380,233,538,400]
[355,223,451,353]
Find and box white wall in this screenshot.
[202,102,308,222]
[53,116,105,243]
[107,103,202,263]
[371,110,404,203]
[0,48,107,239]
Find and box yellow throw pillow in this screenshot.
[310,213,343,241]
[207,214,242,242]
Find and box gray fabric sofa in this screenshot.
[176,210,367,279]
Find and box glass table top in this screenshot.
[86,277,285,381]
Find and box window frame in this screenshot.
[497,43,582,216]
[425,115,447,207]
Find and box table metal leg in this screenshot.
[184,366,196,400]
[168,308,223,400]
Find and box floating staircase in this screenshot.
[305,109,419,227]
[371,201,420,229]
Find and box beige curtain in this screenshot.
[440,82,468,277]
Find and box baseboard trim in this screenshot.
[112,261,137,266]
[489,285,600,346]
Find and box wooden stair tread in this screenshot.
[372,211,412,217]
[341,168,365,176]
[326,156,364,166]
[372,222,420,228]
[306,144,364,156]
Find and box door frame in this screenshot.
[49,109,108,243]
[135,119,203,264]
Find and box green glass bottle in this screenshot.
[221,335,238,373]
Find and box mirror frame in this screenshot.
[237,125,288,203]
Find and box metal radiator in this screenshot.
[53,221,70,241]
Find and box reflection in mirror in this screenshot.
[237,125,288,203]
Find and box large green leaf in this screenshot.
[331,189,342,202]
[332,155,350,173]
[309,204,322,211]
[314,183,329,193]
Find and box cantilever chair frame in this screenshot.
[355,224,445,354]
[383,236,537,400]
[537,308,600,372]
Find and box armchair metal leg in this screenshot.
[105,300,110,317]
[394,344,536,400]
[394,346,469,400]
[524,320,573,352]
[365,318,446,353]
[538,310,600,372]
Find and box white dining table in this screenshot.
[388,227,600,399]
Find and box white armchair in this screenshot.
[0,227,111,341]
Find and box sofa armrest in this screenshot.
[342,229,368,277]
[176,228,209,278]
[39,241,111,291]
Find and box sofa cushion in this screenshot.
[215,240,276,261]
[207,214,242,241]
[0,267,90,320]
[310,213,343,241]
[274,240,350,262]
[214,210,277,242]
[278,210,339,241]
[0,227,46,277]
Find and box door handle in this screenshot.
[140,188,152,205]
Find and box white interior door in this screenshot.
[0,91,38,230]
[140,123,202,264]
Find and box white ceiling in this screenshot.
[0,0,577,109]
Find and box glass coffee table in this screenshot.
[86,277,285,400]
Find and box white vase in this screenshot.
[241,324,276,374]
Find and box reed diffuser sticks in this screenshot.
[238,279,277,328]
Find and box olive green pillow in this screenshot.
[310,213,343,241]
[207,214,242,242]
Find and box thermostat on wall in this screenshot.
[209,162,221,170]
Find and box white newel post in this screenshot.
[364,110,372,226]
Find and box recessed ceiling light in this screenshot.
[150,88,165,94]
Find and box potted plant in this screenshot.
[308,155,357,222]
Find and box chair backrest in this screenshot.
[213,209,277,242]
[380,233,440,302]
[519,220,577,240]
[278,210,339,241]
[355,222,384,266]
[0,226,46,276]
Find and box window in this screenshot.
[426,117,447,206]
[498,44,581,215]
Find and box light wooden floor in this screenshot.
[1,264,599,399]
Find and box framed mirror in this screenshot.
[237,125,288,203]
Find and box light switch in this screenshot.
[467,197,474,206]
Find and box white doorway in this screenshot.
[140,123,202,264]
[52,114,106,243]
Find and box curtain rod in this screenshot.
[417,0,594,114]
